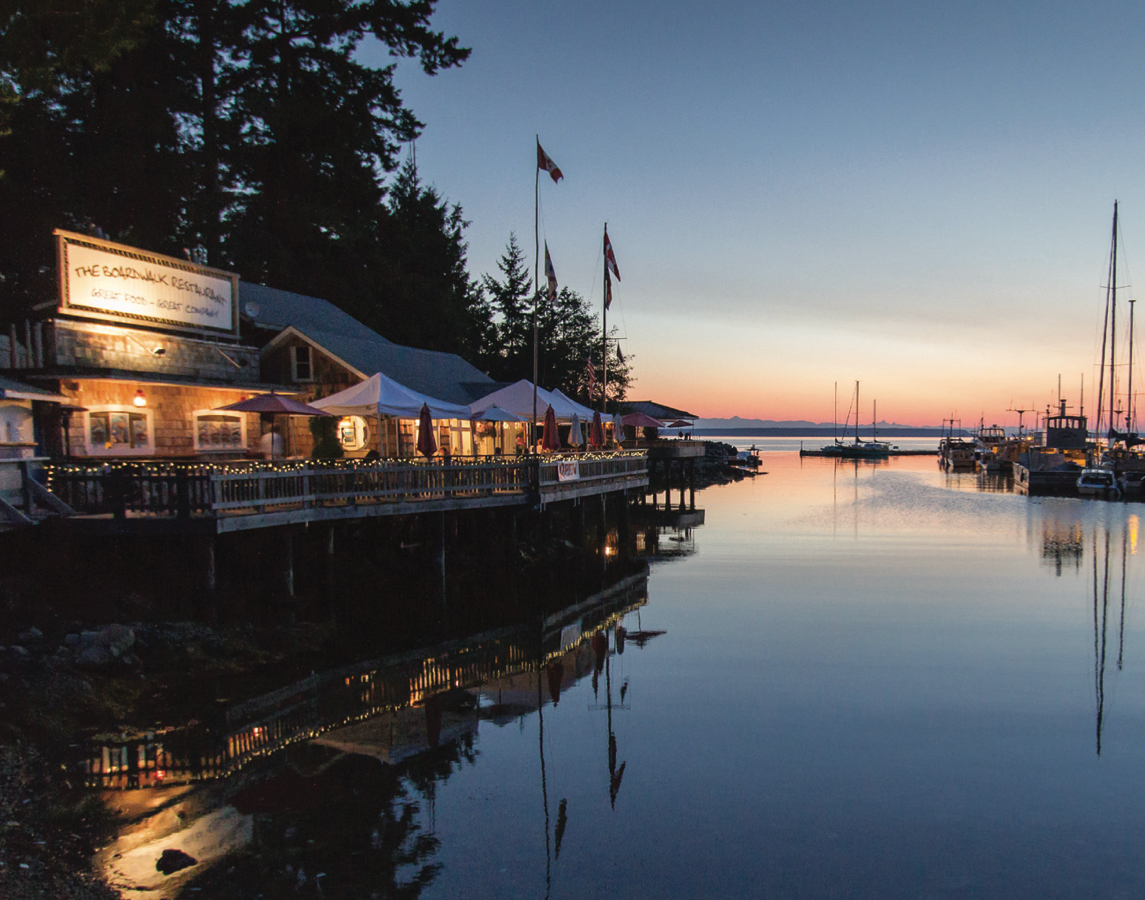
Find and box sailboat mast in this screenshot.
[1110,201,1119,440]
[1129,296,1136,431]
[854,381,860,446]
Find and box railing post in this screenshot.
[176,472,190,519]
[18,460,33,515]
[109,467,126,519]
[257,472,267,513]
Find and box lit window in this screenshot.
[84,406,154,456]
[193,411,247,453]
[292,345,313,382]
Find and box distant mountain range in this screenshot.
[691,417,960,437]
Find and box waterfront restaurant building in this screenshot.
[0,231,500,461]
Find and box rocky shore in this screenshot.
[0,619,337,898]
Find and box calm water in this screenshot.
[419,451,1145,899]
[108,448,1145,898]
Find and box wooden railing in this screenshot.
[45,453,647,520]
[538,453,648,488]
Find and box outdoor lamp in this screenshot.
[133,389,147,408]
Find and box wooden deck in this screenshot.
[42,453,649,533]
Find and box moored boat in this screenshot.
[1078,467,1120,499]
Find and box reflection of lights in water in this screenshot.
[1131,515,1139,554]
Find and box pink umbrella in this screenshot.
[541,404,560,451]
[416,402,437,457]
[621,412,664,429]
[589,410,605,448]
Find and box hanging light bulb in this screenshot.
[133,389,147,408]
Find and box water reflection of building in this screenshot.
[82,569,649,790]
[1040,517,1084,575]
[628,500,704,563]
[91,567,657,896]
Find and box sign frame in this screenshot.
[55,229,240,338]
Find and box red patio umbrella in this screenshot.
[416,402,437,457]
[589,409,605,448]
[215,392,331,416]
[541,404,560,451]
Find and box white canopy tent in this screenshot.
[469,379,562,420]
[549,388,595,422]
[311,372,470,420]
[312,372,472,457]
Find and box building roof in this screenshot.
[0,375,68,403]
[621,400,699,420]
[242,284,495,406]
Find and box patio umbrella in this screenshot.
[215,392,331,417]
[569,413,584,448]
[665,419,692,429]
[621,412,665,429]
[215,392,331,459]
[542,404,560,451]
[590,410,605,448]
[417,402,437,457]
[611,412,624,445]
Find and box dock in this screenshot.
[37,453,649,535]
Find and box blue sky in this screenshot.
[375,0,1145,425]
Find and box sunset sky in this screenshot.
[383,0,1145,426]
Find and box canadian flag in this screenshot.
[537,141,563,183]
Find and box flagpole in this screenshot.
[602,223,608,416]
[532,137,540,454]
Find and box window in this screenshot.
[84,406,153,456]
[193,411,247,453]
[338,416,369,451]
[292,345,313,382]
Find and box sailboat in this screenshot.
[820,382,894,458]
[1091,201,1145,489]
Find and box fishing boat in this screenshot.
[937,419,976,470]
[973,423,1008,471]
[1013,399,1088,494]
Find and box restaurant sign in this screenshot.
[557,460,580,482]
[55,230,239,337]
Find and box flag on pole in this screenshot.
[587,358,596,396]
[604,229,620,281]
[604,269,613,310]
[537,141,563,183]
[545,242,557,302]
